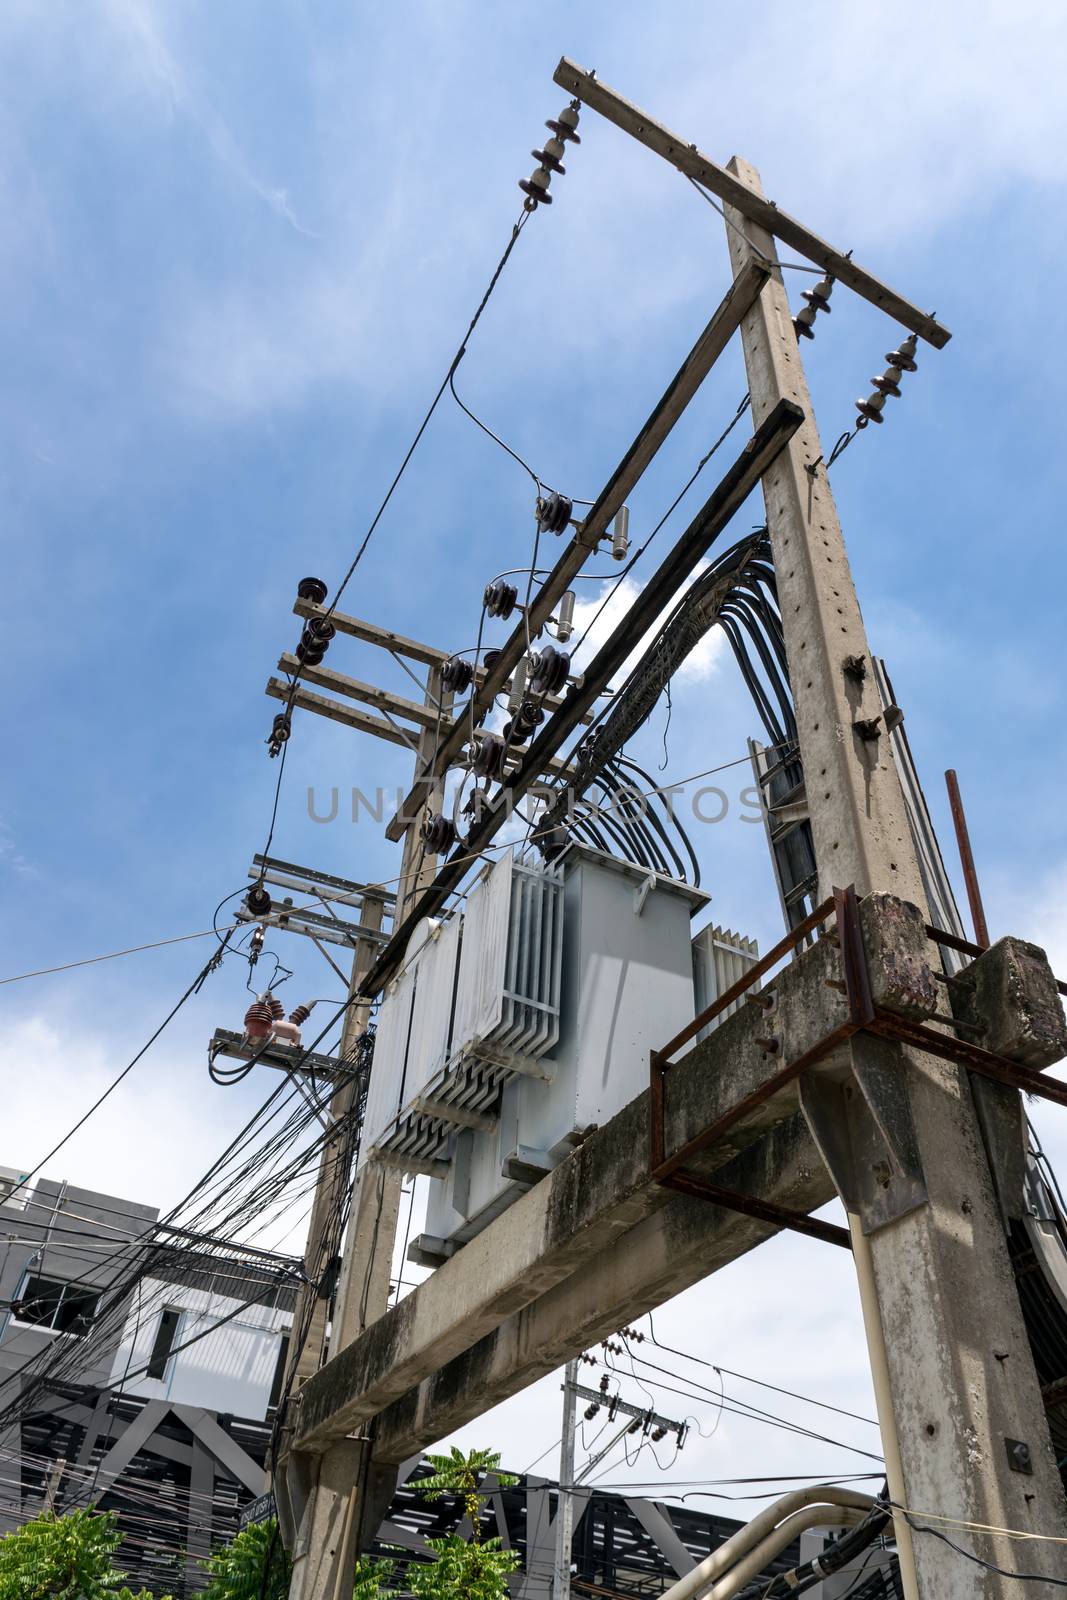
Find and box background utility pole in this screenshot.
[552,1360,578,1600]
[286,668,451,1600]
[285,891,386,1389]
[723,156,1067,1595]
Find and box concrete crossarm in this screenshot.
[291,893,936,1455]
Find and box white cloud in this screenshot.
[570,569,728,690]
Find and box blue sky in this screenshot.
[3,0,1067,1494]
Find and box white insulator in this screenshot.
[812,276,833,301]
[795,305,817,326]
[867,390,886,412]
[612,506,630,561]
[557,591,575,643]
[543,136,566,164]
[884,365,902,385]
[507,658,528,712]
[557,105,580,131]
[528,166,551,193]
[897,334,918,360]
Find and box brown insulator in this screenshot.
[289,1002,314,1027]
[266,994,285,1021]
[297,577,328,605]
[267,714,291,758]
[482,648,502,673]
[244,1000,274,1040]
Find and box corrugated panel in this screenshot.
[692,924,760,1043]
[360,952,418,1158]
[404,915,462,1101]
[452,853,515,1053]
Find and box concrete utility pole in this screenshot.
[286,892,386,1389]
[553,1360,578,1600]
[721,158,1067,1595]
[284,669,451,1600]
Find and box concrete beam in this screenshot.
[373,1113,834,1462]
[291,896,899,1454]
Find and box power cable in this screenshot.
[0,926,239,987]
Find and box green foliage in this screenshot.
[416,1447,517,1538]
[353,1554,396,1597]
[406,1533,519,1600]
[405,1448,519,1598]
[198,1518,291,1600]
[0,1508,165,1600]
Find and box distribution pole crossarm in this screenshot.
[383,255,769,844]
[358,396,804,1001]
[553,58,951,350]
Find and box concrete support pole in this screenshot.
[288,892,387,1388]
[552,1361,578,1600]
[287,670,451,1600]
[723,156,1067,1594]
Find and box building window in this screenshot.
[268,1333,291,1410]
[11,1275,98,1336]
[146,1307,182,1380]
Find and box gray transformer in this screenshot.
[371,844,751,1265]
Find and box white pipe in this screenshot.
[848,1212,920,1600]
[703,1504,867,1600]
[657,1485,875,1600]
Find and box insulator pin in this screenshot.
[484,579,519,619]
[296,615,336,666]
[503,698,544,746]
[297,576,328,605]
[421,812,458,853]
[471,733,507,781]
[442,655,475,694]
[529,645,571,696]
[246,884,272,917]
[536,491,573,534]
[267,713,291,758]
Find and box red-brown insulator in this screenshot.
[289,1002,314,1027]
[244,1000,274,1040]
[297,576,328,605]
[266,994,285,1021]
